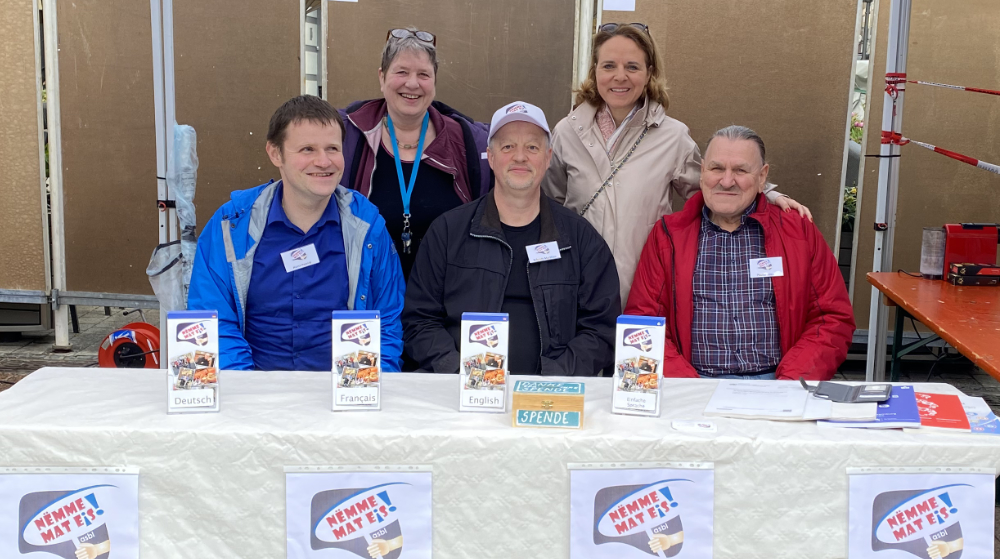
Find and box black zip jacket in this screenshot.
[402,189,620,375]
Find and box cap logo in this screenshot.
[506,104,528,114]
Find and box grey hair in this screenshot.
[380,27,438,77]
[706,125,766,165]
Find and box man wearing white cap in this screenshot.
[402,101,621,375]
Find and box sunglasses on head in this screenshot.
[598,22,650,35]
[386,28,436,46]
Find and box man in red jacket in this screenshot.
[624,125,854,380]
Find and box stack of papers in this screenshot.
[818,385,921,429]
[704,380,876,422]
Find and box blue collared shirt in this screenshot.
[244,183,350,371]
[690,200,782,376]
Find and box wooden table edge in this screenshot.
[867,272,1000,380]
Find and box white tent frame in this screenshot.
[865,0,912,381]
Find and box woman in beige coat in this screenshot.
[542,23,809,304]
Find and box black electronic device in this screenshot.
[799,379,892,403]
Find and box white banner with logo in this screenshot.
[848,466,996,559]
[285,466,432,559]
[569,462,714,558]
[0,467,139,559]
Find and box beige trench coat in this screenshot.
[542,98,778,305]
[542,98,701,306]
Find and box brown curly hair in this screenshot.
[574,24,669,111]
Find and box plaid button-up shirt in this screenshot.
[690,201,782,376]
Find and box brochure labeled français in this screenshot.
[331,311,381,411]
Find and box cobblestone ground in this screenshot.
[0,306,158,391]
[2,310,998,552]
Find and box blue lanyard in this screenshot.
[386,112,430,217]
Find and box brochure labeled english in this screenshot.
[459,312,509,413]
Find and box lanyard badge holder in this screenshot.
[386,112,430,254]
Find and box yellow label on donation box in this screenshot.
[511,380,585,429]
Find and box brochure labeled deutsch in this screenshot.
[166,310,220,414]
[611,315,665,417]
[459,312,508,413]
[331,311,381,411]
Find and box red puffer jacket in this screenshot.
[624,192,855,380]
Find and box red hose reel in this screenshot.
[97,322,161,368]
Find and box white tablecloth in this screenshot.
[0,368,997,558]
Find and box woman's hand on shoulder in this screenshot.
[775,195,813,222]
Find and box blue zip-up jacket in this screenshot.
[188,180,405,371]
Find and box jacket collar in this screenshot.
[471,189,561,244]
[670,191,772,232]
[569,95,665,142]
[345,98,451,158]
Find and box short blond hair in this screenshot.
[574,24,669,110]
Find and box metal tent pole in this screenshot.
[151,0,177,367]
[572,0,596,98]
[42,0,70,350]
[866,0,912,381]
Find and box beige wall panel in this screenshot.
[852,0,1000,327]
[606,0,858,248]
[326,0,576,124]
[173,0,299,225]
[58,0,156,295]
[0,0,46,291]
[59,1,299,295]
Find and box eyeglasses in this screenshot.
[386,28,436,46]
[598,22,650,35]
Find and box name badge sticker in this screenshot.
[280,243,320,273]
[749,256,784,278]
[526,242,561,263]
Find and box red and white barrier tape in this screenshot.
[881,130,1000,175]
[886,73,1000,97]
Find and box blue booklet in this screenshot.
[819,385,921,429]
[961,395,1000,436]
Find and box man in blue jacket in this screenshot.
[189,95,405,371]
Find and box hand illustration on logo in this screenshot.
[74,540,111,559]
[648,531,684,554]
[367,536,403,558]
[926,537,963,559]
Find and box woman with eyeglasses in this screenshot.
[339,27,491,281]
[542,23,811,305]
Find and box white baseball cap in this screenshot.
[488,101,550,142]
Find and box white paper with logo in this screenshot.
[285,467,432,558]
[848,468,995,559]
[166,310,219,413]
[612,316,665,416]
[569,463,714,558]
[331,311,381,411]
[459,312,509,412]
[0,467,139,558]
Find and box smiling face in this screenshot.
[379,49,436,121]
[487,121,552,195]
[595,35,651,118]
[700,137,769,222]
[265,119,344,208]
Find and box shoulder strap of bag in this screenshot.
[579,125,650,217]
